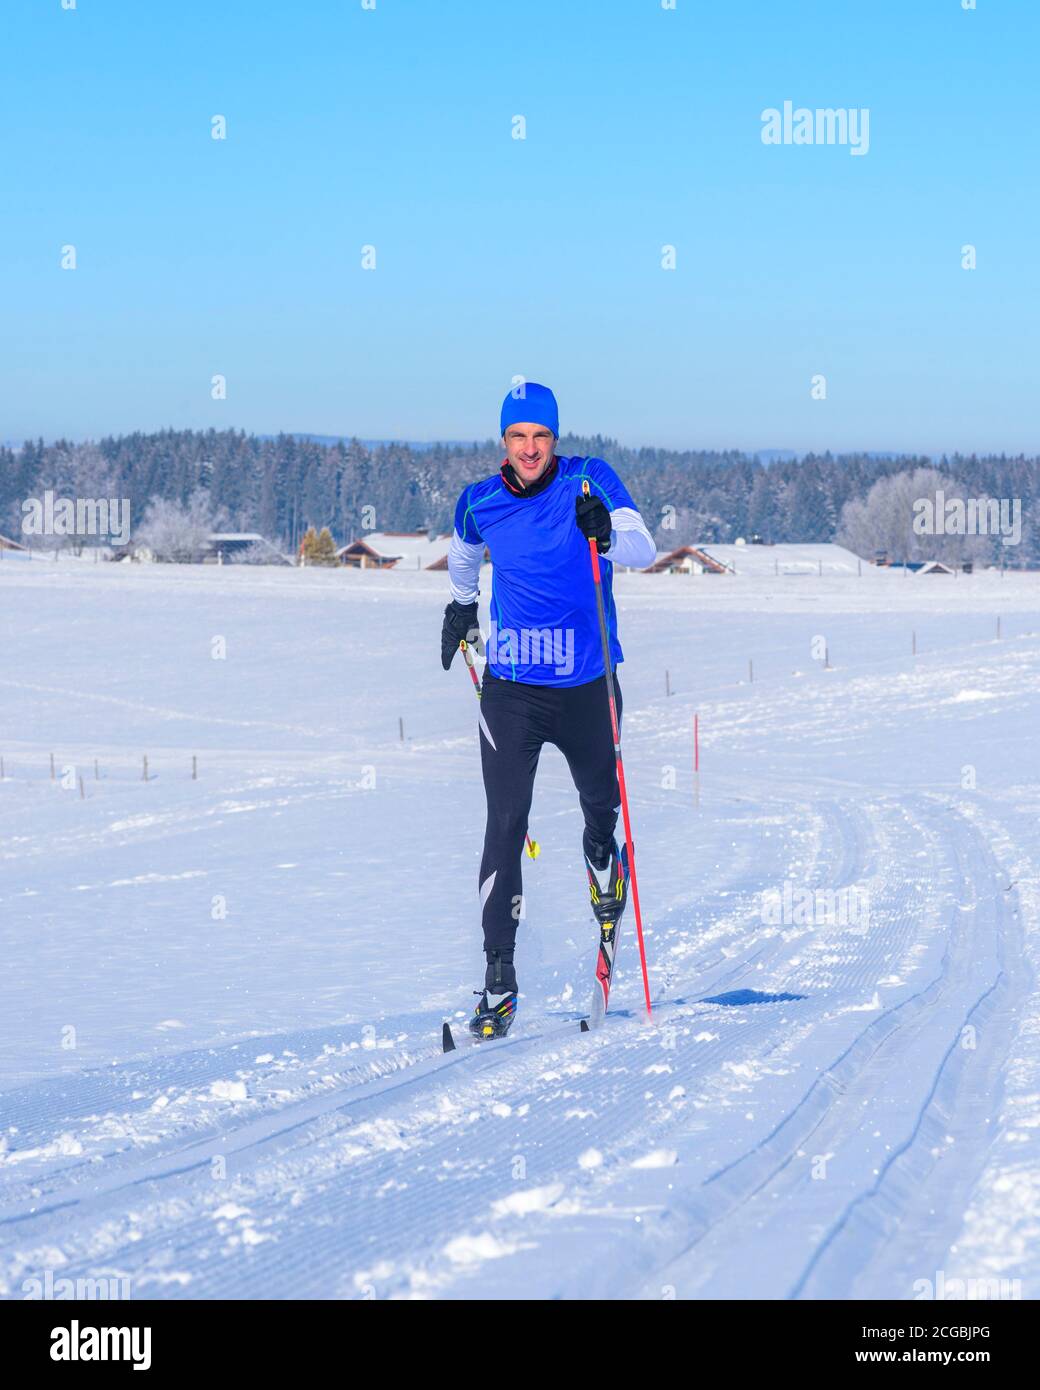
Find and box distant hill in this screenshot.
[266,434,487,452]
[754,449,800,465]
[755,448,905,466]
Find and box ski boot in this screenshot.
[585,836,629,929]
[468,988,518,1041]
[584,837,629,1004]
[469,947,518,1041]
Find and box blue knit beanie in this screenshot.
[500,382,559,439]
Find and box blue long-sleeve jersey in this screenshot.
[448,455,656,686]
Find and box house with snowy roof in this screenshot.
[204,533,290,565]
[650,540,864,576]
[647,545,729,574]
[880,559,956,575]
[338,532,454,571]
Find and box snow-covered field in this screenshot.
[1,554,1037,1300]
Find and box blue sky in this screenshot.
[1,0,1036,454]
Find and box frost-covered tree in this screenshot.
[837,468,992,566]
[229,539,287,566]
[19,443,121,554]
[654,504,726,549]
[136,488,217,563]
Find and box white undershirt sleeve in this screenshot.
[605,505,657,570]
[447,529,485,604]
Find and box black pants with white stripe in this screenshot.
[477,668,622,971]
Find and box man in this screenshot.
[441,383,656,1039]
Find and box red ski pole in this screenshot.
[460,640,540,860]
[460,637,482,697]
[581,482,652,1018]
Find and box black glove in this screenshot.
[441,600,482,671]
[575,492,612,554]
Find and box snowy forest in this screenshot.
[1,430,1036,565]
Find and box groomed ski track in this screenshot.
[1,784,1030,1300]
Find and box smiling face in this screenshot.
[503,423,556,486]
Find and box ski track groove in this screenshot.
[789,801,1023,1299]
[636,796,1020,1300]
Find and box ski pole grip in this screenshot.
[581,480,602,583]
[459,638,481,693]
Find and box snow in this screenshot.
[1,558,1038,1299]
